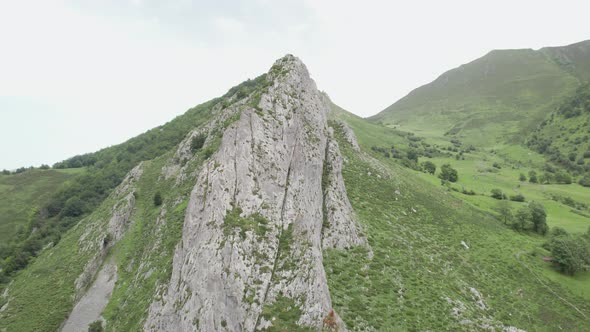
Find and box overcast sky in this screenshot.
[1,0,590,170]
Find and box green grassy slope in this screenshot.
[542,39,590,81]
[370,41,590,147]
[0,169,81,243]
[527,83,590,175]
[328,113,590,330]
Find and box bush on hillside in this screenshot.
[579,175,590,187]
[554,171,572,184]
[190,134,207,152]
[154,192,163,207]
[528,170,538,183]
[548,234,590,275]
[88,320,104,332]
[509,194,526,202]
[420,161,436,175]
[490,189,506,200]
[438,164,458,182]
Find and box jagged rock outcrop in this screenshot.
[144,55,366,331]
[322,129,366,250]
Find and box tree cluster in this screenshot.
[545,227,590,275]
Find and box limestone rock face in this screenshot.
[145,55,365,331]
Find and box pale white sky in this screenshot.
[1,0,589,169]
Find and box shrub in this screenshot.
[528,201,548,235]
[495,200,513,225]
[519,173,527,182]
[490,189,505,200]
[190,134,207,152]
[420,161,436,175]
[579,175,590,187]
[438,164,458,182]
[88,320,104,332]
[548,235,590,275]
[406,149,419,162]
[202,147,215,159]
[550,227,569,238]
[61,196,85,217]
[154,192,163,207]
[462,188,476,195]
[554,171,572,184]
[528,170,538,183]
[509,194,526,202]
[568,153,577,162]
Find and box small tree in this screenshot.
[496,200,513,225]
[190,134,207,152]
[154,192,163,206]
[513,206,532,231]
[490,189,505,200]
[579,174,590,187]
[406,149,419,163]
[550,227,569,238]
[421,161,436,175]
[549,235,590,275]
[519,173,527,182]
[554,171,572,184]
[88,320,104,332]
[528,170,538,183]
[509,194,526,202]
[439,164,458,182]
[1,169,10,175]
[529,201,548,235]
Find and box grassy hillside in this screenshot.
[370,41,590,147]
[527,83,590,176]
[542,39,590,81]
[324,121,590,330]
[0,169,81,244]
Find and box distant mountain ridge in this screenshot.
[370,39,590,147]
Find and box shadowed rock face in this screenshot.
[144,55,365,331]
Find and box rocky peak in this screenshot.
[144,55,367,331]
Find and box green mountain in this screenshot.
[1,55,590,332]
[0,169,81,244]
[371,40,590,147]
[527,83,590,176]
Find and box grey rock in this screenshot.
[145,55,362,331]
[62,259,117,332]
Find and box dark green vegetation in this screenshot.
[0,169,81,283]
[528,83,590,179]
[545,228,590,276]
[0,169,80,243]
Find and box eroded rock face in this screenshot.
[145,55,365,331]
